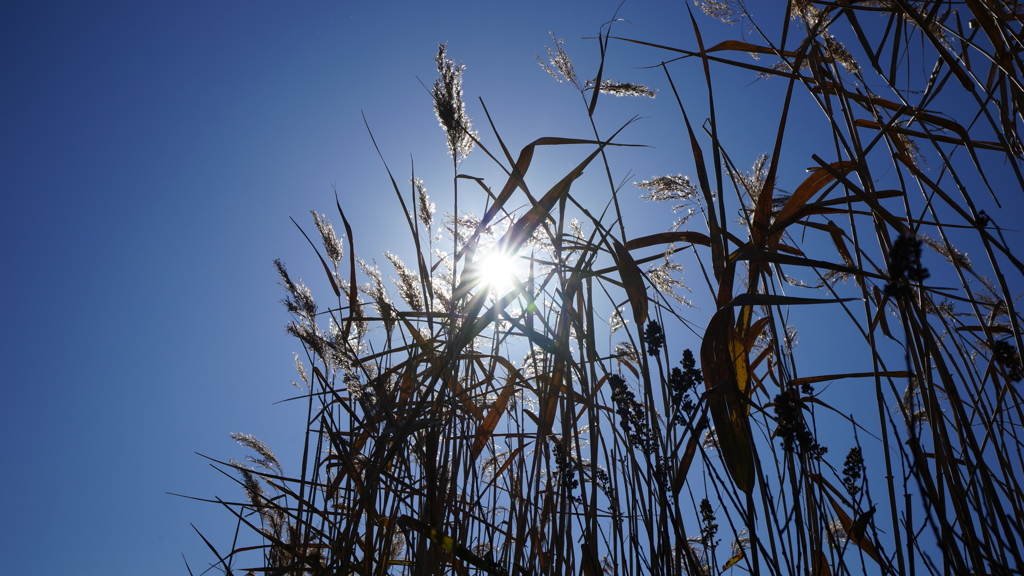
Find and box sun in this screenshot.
[475,249,523,296]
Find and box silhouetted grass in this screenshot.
[192,2,1024,574]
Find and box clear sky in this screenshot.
[4,1,1021,574]
[0,1,728,573]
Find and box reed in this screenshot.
[193,2,1024,574]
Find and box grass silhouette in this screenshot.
[192,2,1024,574]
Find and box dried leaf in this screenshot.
[612,238,648,325]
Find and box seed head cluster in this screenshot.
[669,349,702,425]
[773,389,826,457]
[885,233,930,297]
[644,321,666,357]
[992,340,1023,382]
[551,438,579,495]
[608,373,655,454]
[842,447,865,497]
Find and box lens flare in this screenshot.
[475,250,522,295]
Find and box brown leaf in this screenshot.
[820,490,884,566]
[623,231,711,251]
[854,119,1003,151]
[768,161,856,249]
[612,238,648,326]
[814,550,833,576]
[707,39,800,59]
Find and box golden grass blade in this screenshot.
[721,550,744,570]
[706,39,800,59]
[475,136,645,237]
[482,444,529,493]
[813,550,832,576]
[768,161,856,249]
[659,62,726,282]
[722,293,860,308]
[733,245,885,281]
[398,515,505,575]
[701,307,755,494]
[469,376,516,463]
[618,36,805,79]
[455,142,607,303]
[822,490,885,567]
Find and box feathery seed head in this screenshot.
[293,352,308,388]
[412,178,435,230]
[587,79,657,98]
[385,251,424,312]
[231,432,282,473]
[432,42,476,161]
[921,235,972,271]
[537,33,581,89]
[696,0,746,24]
[275,259,317,321]
[310,211,343,266]
[609,306,628,334]
[358,258,396,334]
[636,174,699,203]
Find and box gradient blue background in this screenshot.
[5,1,1013,574]
[1,2,725,572]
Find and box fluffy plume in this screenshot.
[537,33,581,89]
[274,259,317,322]
[385,251,424,312]
[311,211,343,266]
[696,0,746,24]
[412,178,435,230]
[431,42,476,160]
[359,258,396,334]
[588,79,657,98]
[231,433,282,473]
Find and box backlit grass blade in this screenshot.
[671,413,708,497]
[611,237,648,326]
[767,161,856,249]
[623,231,711,251]
[470,375,516,463]
[701,306,755,494]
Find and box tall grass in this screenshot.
[193,2,1024,574]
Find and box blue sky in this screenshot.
[0,2,729,573]
[5,1,1021,574]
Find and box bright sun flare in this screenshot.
[476,250,521,294]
